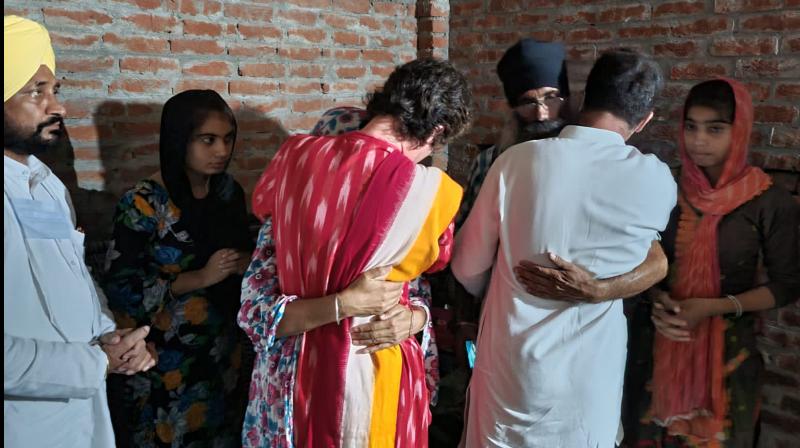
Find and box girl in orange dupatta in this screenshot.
[622,79,800,447]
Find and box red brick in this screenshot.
[653,41,701,57]
[418,17,448,33]
[183,19,222,37]
[50,32,101,49]
[515,14,548,26]
[336,66,367,79]
[109,78,171,94]
[120,57,180,74]
[618,24,671,39]
[323,13,357,29]
[333,31,366,46]
[123,14,179,33]
[238,24,282,40]
[278,47,321,61]
[754,105,800,123]
[568,46,596,61]
[127,104,158,117]
[771,128,800,149]
[714,0,783,13]
[450,1,482,16]
[182,61,231,76]
[577,4,651,24]
[287,28,327,43]
[419,34,448,49]
[60,79,105,93]
[43,8,112,26]
[776,83,800,100]
[326,82,360,93]
[292,100,325,112]
[737,59,800,79]
[360,16,383,31]
[671,17,732,36]
[111,0,162,9]
[290,64,325,78]
[381,36,408,48]
[288,0,329,7]
[454,33,483,48]
[375,1,405,16]
[241,98,289,115]
[475,15,506,29]
[67,125,112,141]
[283,114,322,131]
[741,82,771,101]
[282,81,325,95]
[103,33,168,53]
[278,9,317,25]
[670,62,730,79]
[741,12,800,31]
[334,49,362,61]
[239,63,285,78]
[113,121,161,136]
[363,49,394,62]
[224,4,272,21]
[170,39,225,55]
[335,0,371,14]
[175,79,226,94]
[59,56,115,73]
[710,36,778,56]
[654,1,705,17]
[488,31,519,46]
[371,64,395,78]
[229,44,278,57]
[567,27,613,44]
[784,36,800,54]
[172,0,222,15]
[228,80,280,96]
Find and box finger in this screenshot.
[122,339,146,362]
[119,326,150,348]
[100,333,121,345]
[653,309,688,327]
[547,252,574,271]
[651,316,690,338]
[514,265,560,282]
[379,305,407,320]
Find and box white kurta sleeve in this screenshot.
[452,160,502,297]
[4,332,108,400]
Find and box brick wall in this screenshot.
[3,0,452,241]
[449,1,799,446]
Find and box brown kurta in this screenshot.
[623,184,800,447]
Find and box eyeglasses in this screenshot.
[516,95,564,112]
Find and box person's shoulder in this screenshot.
[752,183,798,211]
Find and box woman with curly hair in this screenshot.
[238,58,472,447]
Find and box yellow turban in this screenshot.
[4,15,56,102]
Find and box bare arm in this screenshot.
[515,240,667,303]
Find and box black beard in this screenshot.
[4,114,65,155]
[513,112,566,144]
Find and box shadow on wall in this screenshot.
[42,100,289,261]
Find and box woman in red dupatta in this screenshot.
[239,59,472,447]
[622,79,800,447]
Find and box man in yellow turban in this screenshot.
[4,16,156,447]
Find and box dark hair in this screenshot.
[582,49,664,127]
[159,89,237,210]
[366,58,472,147]
[683,80,735,123]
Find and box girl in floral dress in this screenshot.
[103,90,253,447]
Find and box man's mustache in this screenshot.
[34,116,65,135]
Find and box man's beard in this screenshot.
[514,113,565,144]
[4,115,65,155]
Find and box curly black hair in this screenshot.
[684,79,735,123]
[583,49,664,127]
[365,58,472,147]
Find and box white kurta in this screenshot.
[452,126,676,447]
[4,155,116,448]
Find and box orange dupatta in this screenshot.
[649,78,772,445]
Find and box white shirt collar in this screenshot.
[558,125,626,146]
[4,154,52,190]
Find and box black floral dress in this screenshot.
[103,179,253,448]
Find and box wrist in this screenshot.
[411,307,427,333]
[703,298,731,317]
[336,292,352,318]
[591,281,611,303]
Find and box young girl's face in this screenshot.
[683,105,733,173]
[185,111,235,177]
